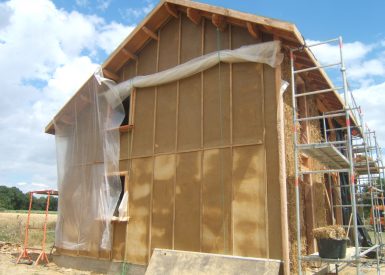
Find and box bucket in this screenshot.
[317,238,347,259]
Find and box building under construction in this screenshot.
[44,0,385,274]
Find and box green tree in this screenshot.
[0,186,57,211]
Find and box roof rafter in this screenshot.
[246,22,260,40]
[142,26,159,41]
[211,14,227,32]
[187,8,202,25]
[165,2,179,18]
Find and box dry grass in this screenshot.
[0,212,57,249]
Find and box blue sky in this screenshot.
[0,0,384,192]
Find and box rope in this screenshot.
[216,28,227,254]
[121,262,129,275]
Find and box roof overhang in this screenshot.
[45,0,356,135]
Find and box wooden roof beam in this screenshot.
[165,2,179,18]
[294,56,314,68]
[187,8,202,25]
[308,79,329,88]
[246,22,260,40]
[142,26,159,41]
[122,48,138,61]
[212,14,227,32]
[103,69,120,82]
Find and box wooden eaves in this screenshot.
[45,0,356,135]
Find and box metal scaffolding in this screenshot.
[290,37,384,274]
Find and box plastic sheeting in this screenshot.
[53,41,283,253]
[101,41,283,108]
[54,78,125,251]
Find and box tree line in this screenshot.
[0,186,58,211]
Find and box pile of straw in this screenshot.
[313,225,346,240]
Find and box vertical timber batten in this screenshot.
[115,10,285,268]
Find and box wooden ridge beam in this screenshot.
[103,68,120,82]
[187,8,202,25]
[121,48,138,61]
[165,2,179,18]
[246,22,260,40]
[211,14,227,31]
[142,26,159,40]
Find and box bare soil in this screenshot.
[0,212,104,275]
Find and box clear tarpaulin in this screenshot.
[101,41,283,108]
[54,78,124,251]
[53,41,283,252]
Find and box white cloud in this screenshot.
[120,0,155,22]
[76,0,88,7]
[353,82,385,147]
[32,182,50,188]
[97,0,112,11]
[303,39,385,151]
[17,182,27,186]
[0,0,134,192]
[97,22,134,54]
[306,39,373,66]
[349,59,385,79]
[306,39,385,83]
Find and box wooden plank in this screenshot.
[212,14,227,32]
[246,22,260,40]
[148,30,160,263]
[165,2,179,18]
[121,48,138,61]
[165,0,298,34]
[187,8,202,25]
[304,175,316,254]
[103,68,120,82]
[263,59,283,259]
[172,15,182,250]
[142,26,159,41]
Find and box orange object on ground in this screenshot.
[16,190,59,265]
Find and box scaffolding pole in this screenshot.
[290,36,382,275]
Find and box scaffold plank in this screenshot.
[298,143,349,169]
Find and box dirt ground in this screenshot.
[0,212,105,275]
[306,261,385,274]
[2,212,385,274]
[0,242,105,275]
